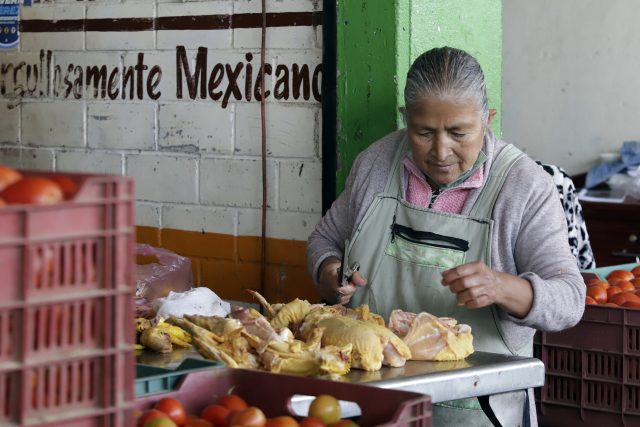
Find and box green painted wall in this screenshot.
[336,0,502,194]
[336,0,399,194]
[402,0,502,134]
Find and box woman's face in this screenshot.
[406,96,487,186]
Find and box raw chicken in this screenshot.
[388,310,474,361]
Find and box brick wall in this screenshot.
[0,0,323,303]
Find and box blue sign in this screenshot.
[0,0,20,49]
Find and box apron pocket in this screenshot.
[386,224,468,269]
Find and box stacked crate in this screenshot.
[0,171,135,427]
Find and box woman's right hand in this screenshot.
[318,256,367,305]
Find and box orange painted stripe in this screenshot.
[135,226,320,304]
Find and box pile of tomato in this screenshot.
[0,165,77,206]
[586,267,640,308]
[136,394,359,427]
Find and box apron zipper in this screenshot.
[427,188,441,209]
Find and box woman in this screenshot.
[307,47,585,426]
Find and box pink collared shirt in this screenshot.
[402,157,484,213]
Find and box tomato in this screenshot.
[154,397,187,426]
[0,177,63,205]
[328,421,358,427]
[623,300,640,309]
[586,279,609,289]
[227,407,266,427]
[617,280,636,292]
[265,416,299,427]
[137,409,170,427]
[201,404,230,426]
[49,175,78,198]
[184,417,214,427]
[607,269,635,284]
[585,296,597,305]
[299,418,326,427]
[631,278,640,289]
[308,395,341,425]
[145,419,178,427]
[216,395,248,413]
[632,266,640,278]
[610,292,640,306]
[607,286,623,300]
[587,285,607,304]
[0,165,22,191]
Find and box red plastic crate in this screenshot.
[534,304,640,426]
[0,171,136,427]
[135,368,432,427]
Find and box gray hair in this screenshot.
[404,47,489,123]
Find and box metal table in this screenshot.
[137,349,544,405]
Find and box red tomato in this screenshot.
[154,397,187,426]
[0,165,22,191]
[623,300,640,309]
[632,266,640,278]
[610,292,640,306]
[216,395,248,413]
[49,175,78,198]
[607,269,635,284]
[587,285,607,304]
[585,296,597,305]
[607,286,623,300]
[201,404,230,427]
[265,416,299,427]
[184,417,214,427]
[227,407,266,427]
[137,409,170,427]
[299,418,326,427]
[1,177,63,205]
[617,280,636,293]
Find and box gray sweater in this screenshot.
[307,129,586,354]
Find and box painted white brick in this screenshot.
[141,50,270,105]
[199,157,277,208]
[0,147,53,171]
[120,51,171,101]
[87,103,155,150]
[279,159,321,212]
[272,50,322,104]
[234,28,317,50]
[0,148,20,168]
[233,0,320,13]
[235,103,316,158]
[157,2,232,50]
[0,102,19,144]
[238,208,320,240]
[159,102,233,154]
[20,148,55,171]
[126,153,198,203]
[20,5,85,52]
[0,52,51,99]
[56,149,123,175]
[21,101,84,148]
[162,204,236,234]
[232,1,320,49]
[136,202,161,228]
[51,52,122,100]
[86,4,155,51]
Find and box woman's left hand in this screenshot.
[441,261,533,317]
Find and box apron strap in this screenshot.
[469,144,526,218]
[383,134,410,194]
[478,395,502,427]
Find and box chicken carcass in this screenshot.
[299,307,412,371]
[388,310,474,361]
